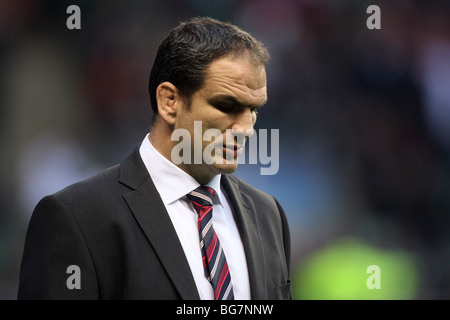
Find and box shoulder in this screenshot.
[52,164,123,204]
[223,174,287,231]
[224,174,291,276]
[31,161,138,227]
[224,174,279,205]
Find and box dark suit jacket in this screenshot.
[17,147,291,299]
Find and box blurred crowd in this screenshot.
[0,0,449,299]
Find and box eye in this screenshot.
[214,103,238,113]
[215,104,229,110]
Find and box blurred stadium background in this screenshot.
[0,0,449,299]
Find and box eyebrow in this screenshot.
[208,94,267,109]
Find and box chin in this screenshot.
[212,162,239,175]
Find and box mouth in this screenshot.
[222,144,244,158]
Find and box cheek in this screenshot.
[199,111,230,132]
[184,97,232,132]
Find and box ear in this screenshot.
[156,82,180,125]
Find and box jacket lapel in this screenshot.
[221,175,268,299]
[119,148,200,300]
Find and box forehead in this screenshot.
[201,55,267,105]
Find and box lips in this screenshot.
[223,144,244,158]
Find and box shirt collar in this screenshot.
[139,134,223,206]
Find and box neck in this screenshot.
[149,122,217,185]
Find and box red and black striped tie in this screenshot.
[187,186,234,300]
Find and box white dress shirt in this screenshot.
[139,134,251,300]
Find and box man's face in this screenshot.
[174,54,267,183]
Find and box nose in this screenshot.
[232,108,255,137]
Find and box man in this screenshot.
[18,17,291,300]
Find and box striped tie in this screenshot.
[187,186,234,300]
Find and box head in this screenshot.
[148,17,270,184]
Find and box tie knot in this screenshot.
[187,186,215,207]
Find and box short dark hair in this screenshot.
[148,17,270,117]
